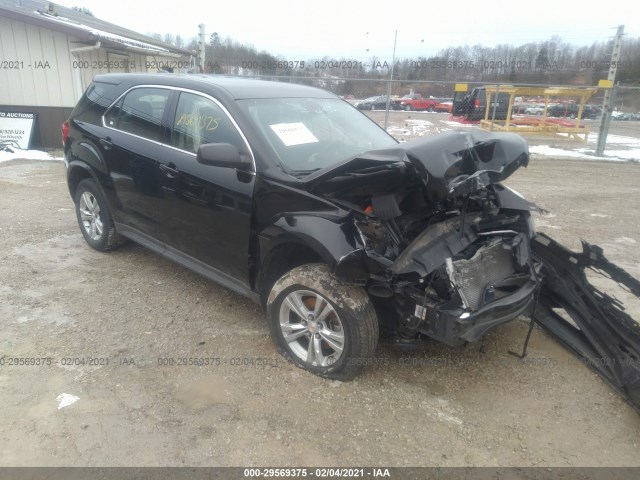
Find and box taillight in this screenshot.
[62,120,70,146]
[474,99,480,108]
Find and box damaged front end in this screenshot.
[306,130,539,347]
[383,212,539,347]
[302,129,640,410]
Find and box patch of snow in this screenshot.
[0,149,63,164]
[584,149,640,161]
[37,11,172,54]
[530,145,601,159]
[405,119,433,127]
[386,127,411,136]
[443,120,478,128]
[588,134,640,147]
[529,145,638,162]
[406,119,432,136]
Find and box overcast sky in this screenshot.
[56,0,638,60]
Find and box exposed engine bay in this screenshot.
[305,131,539,346]
[359,203,539,348]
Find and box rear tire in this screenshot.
[266,264,379,381]
[74,178,125,252]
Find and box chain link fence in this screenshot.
[232,73,640,160]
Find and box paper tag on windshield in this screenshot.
[270,122,319,146]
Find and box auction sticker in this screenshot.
[270,122,318,146]
[0,111,36,149]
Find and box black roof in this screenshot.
[93,73,338,100]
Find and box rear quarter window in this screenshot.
[70,80,120,122]
[86,81,119,106]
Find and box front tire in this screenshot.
[267,264,379,381]
[74,178,124,251]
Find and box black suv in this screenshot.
[452,87,511,121]
[63,73,539,380]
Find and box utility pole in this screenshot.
[198,24,206,73]
[596,25,624,156]
[383,30,397,131]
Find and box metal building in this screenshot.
[0,0,194,147]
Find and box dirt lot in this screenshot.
[1,146,640,466]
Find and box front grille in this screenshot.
[447,240,515,311]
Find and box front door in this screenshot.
[157,91,255,286]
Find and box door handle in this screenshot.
[160,162,179,179]
[99,137,112,150]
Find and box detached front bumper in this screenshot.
[532,233,640,412]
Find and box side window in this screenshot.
[171,92,245,154]
[104,87,170,142]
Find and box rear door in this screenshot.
[101,86,172,242]
[157,90,255,285]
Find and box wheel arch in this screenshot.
[255,241,324,306]
[66,134,109,199]
[254,215,368,304]
[67,161,98,199]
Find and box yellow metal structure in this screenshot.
[479,85,598,141]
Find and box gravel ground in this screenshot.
[1,136,639,466]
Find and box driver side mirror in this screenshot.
[196,143,252,171]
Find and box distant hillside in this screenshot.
[153,32,640,106]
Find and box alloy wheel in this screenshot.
[278,289,345,367]
[78,191,103,241]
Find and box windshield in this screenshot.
[237,98,397,173]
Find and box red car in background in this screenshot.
[391,94,439,111]
[433,98,453,113]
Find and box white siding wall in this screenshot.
[0,16,79,107]
[1,16,190,107]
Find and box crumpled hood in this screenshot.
[403,130,529,200]
[303,130,529,201]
